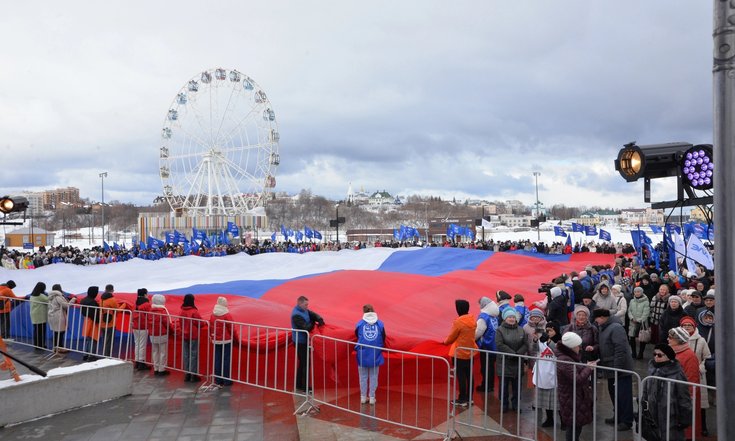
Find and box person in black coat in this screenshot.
[547,287,569,327]
[659,295,686,342]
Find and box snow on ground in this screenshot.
[0,358,124,389]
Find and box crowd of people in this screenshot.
[442,256,715,441]
[0,242,717,439]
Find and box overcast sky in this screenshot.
[0,1,713,209]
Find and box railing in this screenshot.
[1,299,719,441]
[308,334,454,440]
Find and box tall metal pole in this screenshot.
[713,2,735,438]
[335,204,339,247]
[99,172,107,245]
[533,171,541,241]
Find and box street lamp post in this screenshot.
[99,172,107,245]
[335,204,340,247]
[533,171,541,242]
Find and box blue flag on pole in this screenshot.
[271,232,276,242]
[584,225,597,236]
[649,225,663,234]
[165,232,175,244]
[599,229,611,241]
[304,226,314,239]
[280,225,287,238]
[565,234,572,247]
[665,223,682,235]
[554,226,567,237]
[103,241,111,252]
[571,223,584,233]
[314,230,322,240]
[296,231,304,242]
[227,222,239,237]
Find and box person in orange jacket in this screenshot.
[99,284,124,357]
[0,280,18,340]
[444,299,477,407]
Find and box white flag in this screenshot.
[481,218,493,229]
[686,234,714,272]
[672,232,687,271]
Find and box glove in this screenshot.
[318,320,325,327]
[539,332,549,343]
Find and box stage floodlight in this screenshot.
[0,196,29,214]
[614,141,692,182]
[681,144,713,190]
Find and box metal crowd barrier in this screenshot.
[639,374,717,441]
[307,334,454,440]
[457,347,644,441]
[128,308,212,380]
[204,319,310,397]
[4,297,132,361]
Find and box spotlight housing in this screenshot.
[0,196,29,214]
[681,144,713,190]
[614,141,692,182]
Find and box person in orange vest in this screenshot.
[0,280,18,340]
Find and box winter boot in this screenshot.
[541,409,555,427]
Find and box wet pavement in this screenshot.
[0,343,718,441]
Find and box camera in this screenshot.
[538,282,555,294]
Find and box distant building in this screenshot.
[19,192,44,216]
[4,227,54,248]
[505,200,525,213]
[620,208,664,225]
[575,212,600,226]
[689,207,710,222]
[42,187,81,210]
[498,214,533,228]
[369,190,394,207]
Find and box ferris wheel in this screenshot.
[159,68,280,216]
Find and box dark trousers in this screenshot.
[295,340,308,390]
[500,375,520,410]
[478,352,495,390]
[52,331,66,349]
[214,343,232,386]
[607,375,633,425]
[456,358,471,402]
[33,323,46,349]
[0,311,10,338]
[566,425,583,441]
[101,327,115,356]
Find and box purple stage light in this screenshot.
[681,144,713,190]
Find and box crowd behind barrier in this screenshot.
[0,295,718,440]
[0,235,653,271]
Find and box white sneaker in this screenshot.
[369,397,376,405]
[360,395,368,404]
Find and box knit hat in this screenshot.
[592,308,610,318]
[549,287,562,299]
[455,299,470,316]
[513,294,524,303]
[561,332,583,348]
[496,290,511,301]
[502,308,518,321]
[5,280,16,289]
[704,289,715,299]
[668,295,683,307]
[668,270,677,279]
[87,286,99,297]
[654,343,676,361]
[650,273,659,280]
[479,296,492,308]
[679,316,697,328]
[574,305,590,318]
[137,288,148,297]
[611,284,622,293]
[217,296,228,307]
[152,294,165,306]
[669,326,690,344]
[529,309,544,319]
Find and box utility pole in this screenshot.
[533,171,541,241]
[99,172,108,245]
[713,1,734,438]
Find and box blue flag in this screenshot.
[113,242,120,251]
[165,231,175,244]
[227,222,239,237]
[584,225,597,236]
[281,224,287,238]
[565,234,572,247]
[304,226,314,239]
[649,225,663,234]
[393,229,400,240]
[665,223,682,235]
[554,226,567,237]
[103,241,111,252]
[571,223,584,233]
[314,230,322,240]
[296,231,304,242]
[271,232,276,242]
[599,229,611,241]
[183,241,191,254]
[138,238,147,251]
